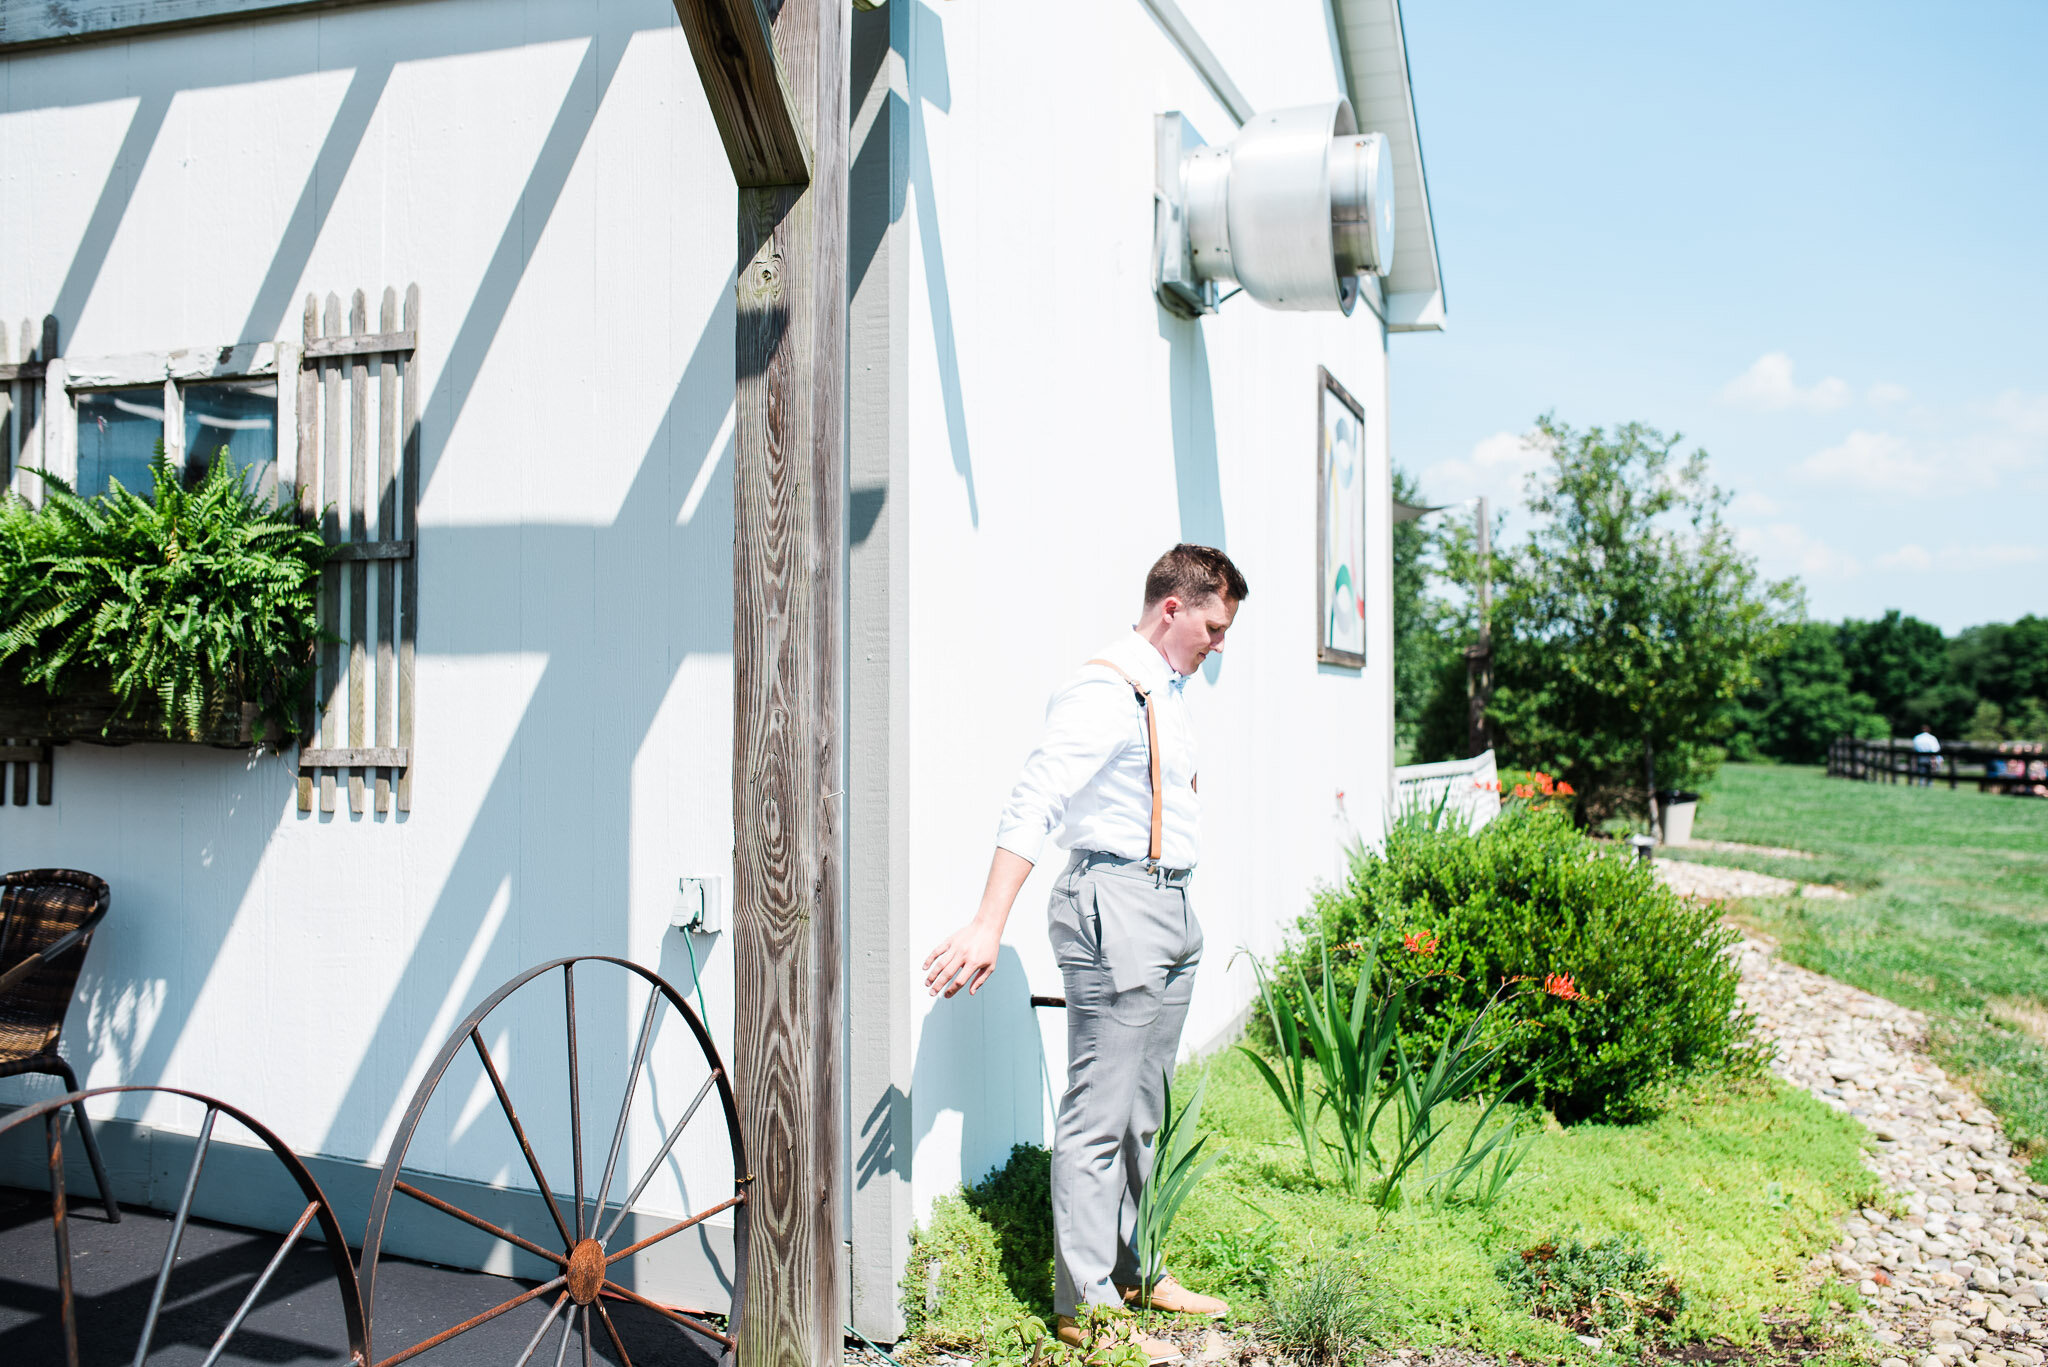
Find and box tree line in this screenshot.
[1393,416,2045,823]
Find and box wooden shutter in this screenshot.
[294,286,420,814]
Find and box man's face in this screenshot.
[1159,592,1239,675]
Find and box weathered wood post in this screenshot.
[672,1,847,1363]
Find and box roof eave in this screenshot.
[1330,0,1445,331]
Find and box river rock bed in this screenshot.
[1735,935,2048,1367]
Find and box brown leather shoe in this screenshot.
[1117,1275,1230,1318]
[1055,1315,1183,1363]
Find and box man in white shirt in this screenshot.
[923,544,1248,1361]
[1912,723,1941,786]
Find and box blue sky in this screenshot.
[1390,2,2048,633]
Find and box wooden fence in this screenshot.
[1394,749,1503,831]
[1827,736,2047,795]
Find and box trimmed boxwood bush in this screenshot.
[1272,805,1758,1124]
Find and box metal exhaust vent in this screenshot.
[1155,101,1395,319]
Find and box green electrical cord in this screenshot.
[681,923,711,1027]
[845,1323,906,1367]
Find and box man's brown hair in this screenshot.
[1143,544,1250,608]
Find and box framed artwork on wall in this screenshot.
[1317,366,1369,668]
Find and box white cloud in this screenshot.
[1729,489,1782,517]
[1867,382,1909,406]
[1800,430,1938,494]
[1876,544,1932,571]
[1736,521,1861,579]
[1989,390,2048,439]
[1879,542,2044,572]
[1721,353,1852,413]
[1418,428,1553,503]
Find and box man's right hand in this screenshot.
[923,848,1034,1000]
[923,920,1003,998]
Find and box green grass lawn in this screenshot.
[1149,1050,1880,1364]
[1664,762,2048,1177]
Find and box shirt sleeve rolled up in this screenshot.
[992,675,1134,864]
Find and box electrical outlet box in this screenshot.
[672,876,724,933]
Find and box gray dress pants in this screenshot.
[1048,849,1204,1316]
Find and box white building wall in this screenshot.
[0,0,745,1246]
[894,0,1398,1216]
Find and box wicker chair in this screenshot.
[0,868,119,1221]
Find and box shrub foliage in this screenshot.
[1274,805,1758,1124]
[0,452,326,741]
[901,1144,1058,1341]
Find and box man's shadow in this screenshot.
[903,946,1052,1203]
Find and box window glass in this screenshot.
[75,389,166,497]
[184,378,278,495]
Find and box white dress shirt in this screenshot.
[994,631,1201,869]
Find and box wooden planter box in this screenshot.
[0,678,263,748]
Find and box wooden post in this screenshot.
[676,0,846,1363]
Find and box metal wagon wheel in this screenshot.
[0,1084,369,1367]
[357,955,749,1367]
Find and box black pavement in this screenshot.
[0,1186,723,1365]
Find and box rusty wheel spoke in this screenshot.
[514,1292,571,1367]
[597,1069,721,1246]
[471,1029,577,1250]
[373,1273,566,1367]
[603,1193,743,1266]
[590,983,662,1239]
[46,1112,77,1367]
[393,1179,568,1266]
[599,1280,734,1349]
[594,1301,634,1367]
[564,964,586,1241]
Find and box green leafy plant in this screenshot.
[0,449,326,741]
[1241,935,1541,1207]
[977,1307,1148,1367]
[1240,938,1401,1192]
[898,1193,1029,1346]
[963,1144,1056,1316]
[1494,1233,1685,1341]
[1187,1215,1284,1301]
[1132,1069,1220,1308]
[1264,1260,1383,1367]
[1275,803,1760,1124]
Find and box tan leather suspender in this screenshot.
[1087,659,1164,862]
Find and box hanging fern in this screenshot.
[0,446,329,742]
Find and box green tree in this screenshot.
[1838,609,1946,732]
[1475,417,1798,823]
[1725,621,1887,763]
[1391,465,1453,749]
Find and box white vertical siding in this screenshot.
[896,0,1398,1216]
[0,0,743,1232]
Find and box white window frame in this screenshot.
[38,338,298,504]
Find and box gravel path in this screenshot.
[1735,934,2048,1367]
[1656,856,1851,902]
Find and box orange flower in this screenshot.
[1536,773,1556,796]
[1512,783,1535,799]
[1402,930,1439,956]
[1556,781,1576,796]
[1473,778,1500,792]
[1543,972,1582,1001]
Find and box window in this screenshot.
[75,388,164,495]
[185,378,278,490]
[72,376,278,498]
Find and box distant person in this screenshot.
[923,544,1248,1362]
[1912,723,1941,786]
